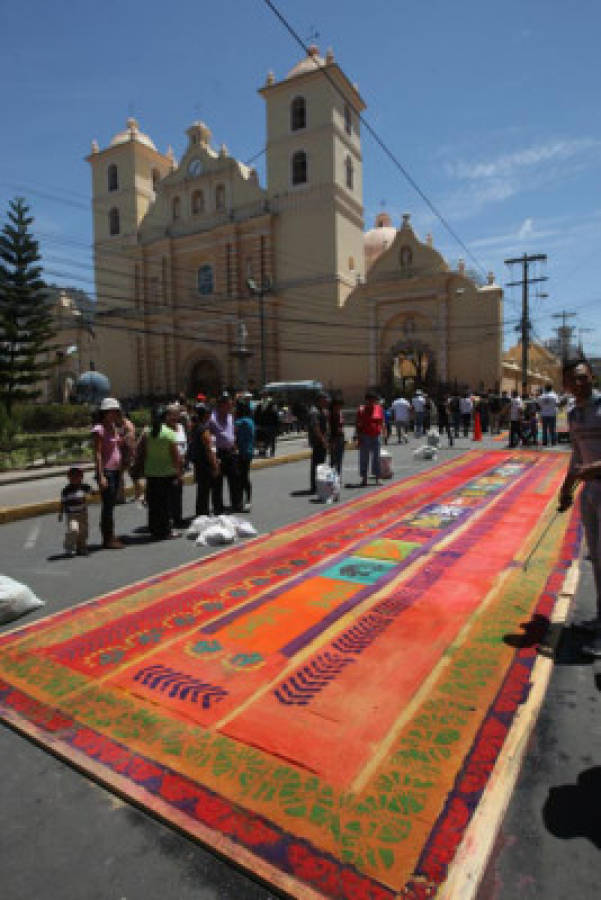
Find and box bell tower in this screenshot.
[260,46,365,307]
[86,118,172,394]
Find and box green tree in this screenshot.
[0,197,55,415]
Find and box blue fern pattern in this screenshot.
[274,652,354,705]
[133,663,228,708]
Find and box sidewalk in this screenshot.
[0,436,312,524]
[0,431,308,486]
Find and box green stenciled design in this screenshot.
[0,650,88,698]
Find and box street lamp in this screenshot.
[246,275,272,389]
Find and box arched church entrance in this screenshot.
[187,357,221,398]
[381,339,437,398]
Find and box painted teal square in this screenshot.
[321,555,397,585]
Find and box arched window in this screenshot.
[291,150,307,185]
[197,264,214,295]
[344,104,352,136]
[172,196,181,220]
[151,168,160,191]
[290,96,306,131]
[191,190,204,215]
[345,155,354,190]
[215,184,226,211]
[107,164,118,192]
[108,207,120,236]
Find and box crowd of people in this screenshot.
[57,379,572,559]
[386,384,566,448]
[60,392,261,555]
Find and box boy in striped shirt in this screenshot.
[59,466,92,556]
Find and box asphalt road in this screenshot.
[1,436,599,899]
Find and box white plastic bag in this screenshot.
[379,451,393,479]
[427,428,441,448]
[316,464,340,503]
[186,515,212,538]
[196,522,236,546]
[413,445,438,461]
[0,575,45,625]
[228,516,259,538]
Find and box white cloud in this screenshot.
[445,139,599,181]
[517,217,534,239]
[439,138,601,221]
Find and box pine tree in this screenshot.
[0,197,55,415]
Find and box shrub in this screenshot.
[17,403,93,433]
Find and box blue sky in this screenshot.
[2,0,600,354]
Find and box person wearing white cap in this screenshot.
[91,397,125,549]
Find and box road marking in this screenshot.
[23,523,40,550]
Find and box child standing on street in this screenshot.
[59,466,92,556]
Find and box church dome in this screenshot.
[286,45,326,79]
[109,117,157,151]
[364,213,397,267]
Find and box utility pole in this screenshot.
[551,310,577,362]
[505,253,547,395]
[246,236,273,389]
[577,326,593,357]
[246,276,272,388]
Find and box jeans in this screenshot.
[310,444,327,492]
[542,416,557,446]
[239,456,252,505]
[330,434,345,475]
[194,464,214,516]
[509,420,521,447]
[359,434,381,479]
[395,422,409,443]
[214,449,242,513]
[414,412,425,436]
[100,469,121,540]
[581,485,601,617]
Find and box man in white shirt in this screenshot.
[509,390,523,447]
[391,395,411,443]
[459,393,473,437]
[538,383,559,447]
[411,391,426,436]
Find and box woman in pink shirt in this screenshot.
[91,397,124,549]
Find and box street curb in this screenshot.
[438,537,582,899]
[0,450,311,525]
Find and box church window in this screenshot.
[344,104,352,135]
[345,155,354,190]
[191,189,204,215]
[108,207,120,236]
[108,164,118,192]
[348,256,355,271]
[197,264,214,296]
[291,96,306,131]
[292,150,307,185]
[172,196,181,220]
[215,184,226,211]
[151,168,160,191]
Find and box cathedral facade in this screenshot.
[86,47,502,402]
